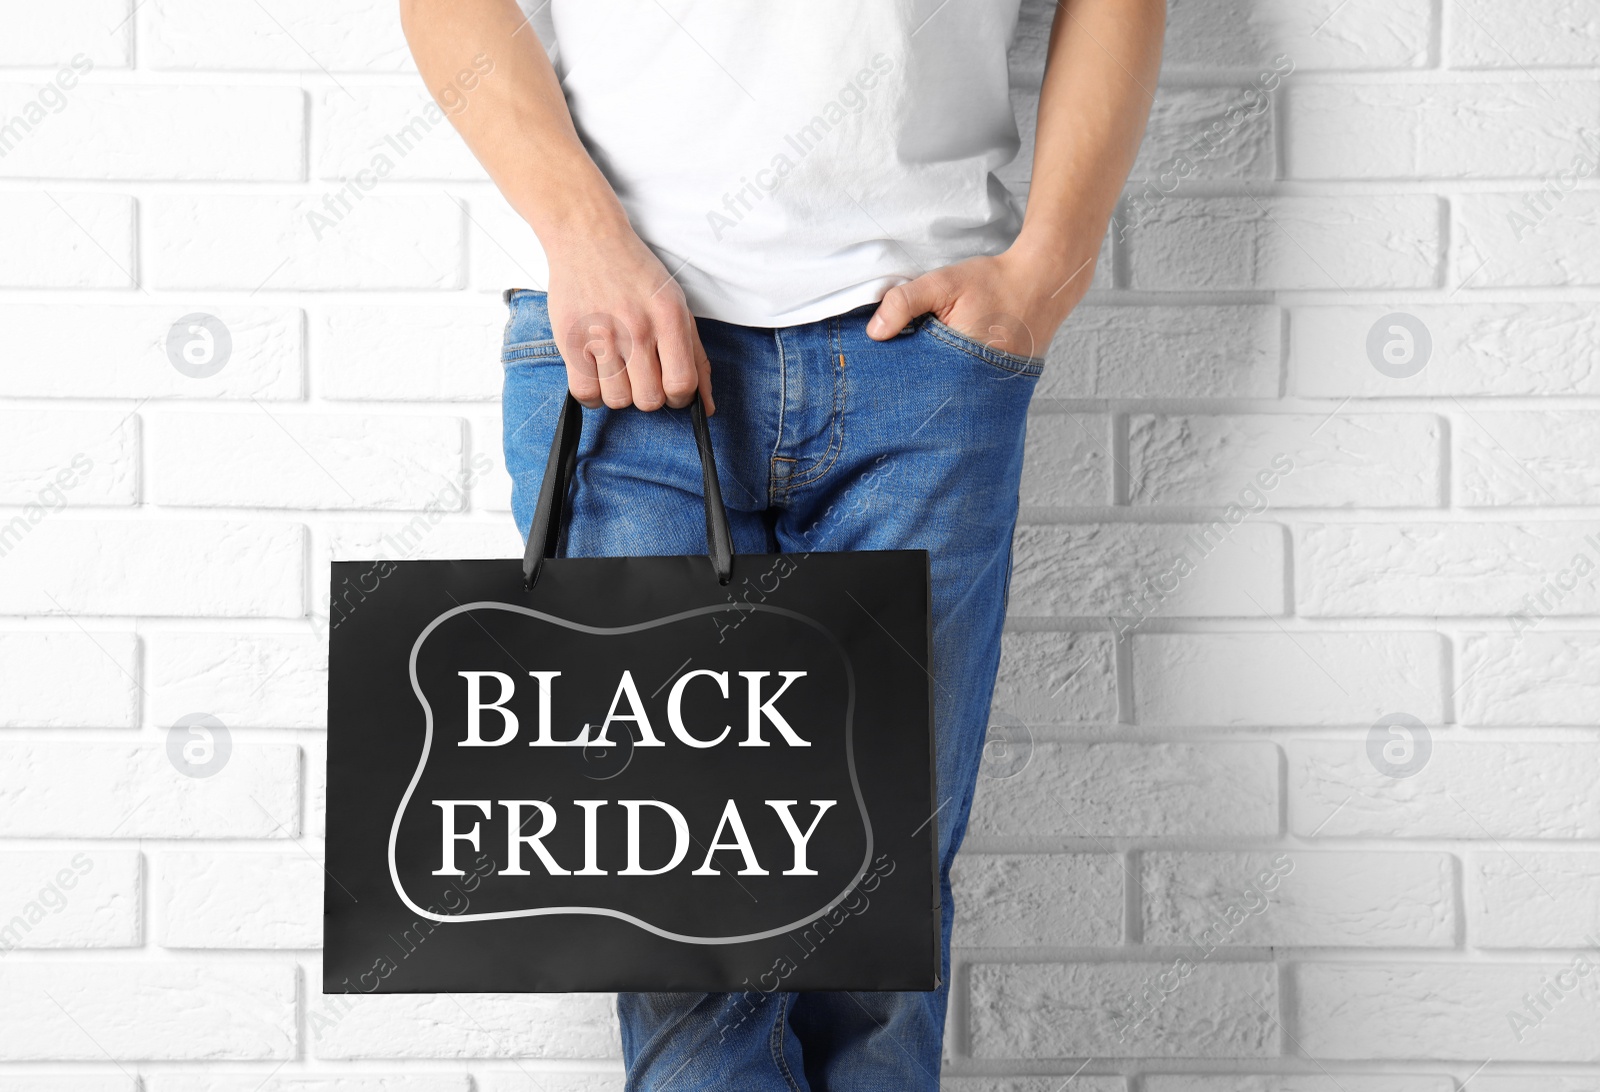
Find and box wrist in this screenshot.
[1005,222,1103,287]
[518,174,636,259]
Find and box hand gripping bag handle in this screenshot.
[522,392,734,589]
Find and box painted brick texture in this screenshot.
[1,0,1593,1087]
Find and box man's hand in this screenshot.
[546,227,715,414]
[397,0,714,414]
[864,241,1099,361]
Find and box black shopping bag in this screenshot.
[324,394,939,993]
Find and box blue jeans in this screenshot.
[500,289,1041,1091]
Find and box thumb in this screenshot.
[867,276,948,340]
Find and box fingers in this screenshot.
[866,275,948,340]
[595,337,633,409]
[562,314,606,409]
[627,337,667,411]
[654,312,702,411]
[562,309,709,415]
[693,331,716,417]
[564,313,633,410]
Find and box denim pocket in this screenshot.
[501,288,563,366]
[920,314,1047,377]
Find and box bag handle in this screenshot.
[522,392,734,589]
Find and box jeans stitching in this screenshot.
[769,328,790,507]
[922,314,1047,376]
[501,291,561,364]
[502,343,563,362]
[783,318,847,492]
[769,992,804,1092]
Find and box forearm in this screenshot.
[1015,0,1165,277]
[398,0,630,253]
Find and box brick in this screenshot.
[1288,740,1600,840]
[1163,0,1431,69]
[320,518,522,566]
[305,734,326,840]
[1456,192,1600,286]
[142,0,413,71]
[952,853,1122,947]
[940,1075,1120,1082]
[1449,0,1600,67]
[1144,1079,1454,1092]
[1020,413,1110,507]
[147,411,464,510]
[969,961,1278,1058]
[1285,82,1598,178]
[146,195,462,291]
[0,408,138,506]
[1127,413,1441,508]
[0,631,139,728]
[993,630,1118,725]
[148,632,326,730]
[314,304,504,402]
[1459,632,1600,726]
[1456,411,1600,506]
[1296,522,1600,617]
[465,190,551,292]
[307,987,617,1059]
[153,1079,471,1092]
[311,521,524,643]
[1133,632,1445,727]
[0,1079,135,1092]
[1130,87,1276,182]
[1011,84,1274,193]
[968,742,1279,840]
[469,416,513,514]
[1126,196,1441,291]
[0,192,133,288]
[475,1077,627,1092]
[0,304,303,400]
[153,1080,471,1092]
[0,850,141,948]
[1294,961,1600,1060]
[1008,522,1285,618]
[157,851,321,948]
[0,520,304,618]
[0,1,131,67]
[1290,304,1600,397]
[1467,851,1600,949]
[0,962,295,1060]
[0,743,300,838]
[0,84,302,179]
[1142,851,1454,948]
[1041,306,1280,401]
[314,86,483,182]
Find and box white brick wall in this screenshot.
[1,0,1596,1087]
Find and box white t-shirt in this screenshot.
[520,1,1027,327]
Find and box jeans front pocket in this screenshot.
[919,313,1048,377]
[501,288,563,367]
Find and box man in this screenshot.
[400,1,1163,1087]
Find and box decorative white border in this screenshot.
[388,601,872,945]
